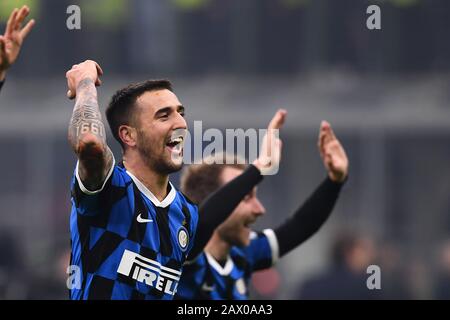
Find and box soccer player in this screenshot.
[66,60,285,300]
[0,5,35,92]
[176,121,349,299]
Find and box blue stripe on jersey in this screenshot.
[69,163,199,300]
[89,227,105,251]
[111,281,133,300]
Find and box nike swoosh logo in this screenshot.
[137,214,153,223]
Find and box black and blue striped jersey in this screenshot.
[176,230,278,300]
[69,157,199,300]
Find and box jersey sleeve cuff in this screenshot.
[263,229,279,266]
[75,151,115,195]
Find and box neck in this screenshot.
[205,231,231,262]
[123,153,169,202]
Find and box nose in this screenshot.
[174,112,187,130]
[252,197,266,217]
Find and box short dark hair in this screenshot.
[106,79,173,147]
[180,154,247,204]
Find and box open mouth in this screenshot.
[166,136,183,148]
[243,220,256,229]
[166,135,184,155]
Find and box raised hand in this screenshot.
[66,60,103,100]
[0,6,35,80]
[318,121,349,183]
[253,109,287,175]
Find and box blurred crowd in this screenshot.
[249,231,450,300]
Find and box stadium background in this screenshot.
[0,0,450,299]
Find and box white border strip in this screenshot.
[205,252,234,276]
[75,151,115,195]
[263,229,279,266]
[126,170,176,208]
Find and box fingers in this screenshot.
[268,109,287,131]
[14,6,30,31]
[67,90,75,100]
[5,6,34,39]
[318,120,338,155]
[94,62,103,86]
[93,61,104,76]
[0,36,5,55]
[5,8,18,37]
[321,120,337,142]
[318,121,329,157]
[20,19,35,40]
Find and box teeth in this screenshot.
[170,137,184,144]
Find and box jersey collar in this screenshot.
[126,170,176,208]
[205,252,234,276]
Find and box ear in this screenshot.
[118,125,138,147]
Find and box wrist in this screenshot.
[77,77,95,86]
[328,171,348,184]
[252,159,263,173]
[75,78,96,93]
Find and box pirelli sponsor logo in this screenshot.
[117,249,181,296]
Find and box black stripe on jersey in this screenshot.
[131,290,146,300]
[181,205,192,237]
[232,253,248,271]
[155,206,173,257]
[127,184,150,243]
[117,270,136,287]
[71,179,86,208]
[139,246,157,261]
[86,231,124,273]
[165,258,182,272]
[93,182,130,229]
[76,214,91,298]
[149,286,164,299]
[87,275,115,300]
[224,276,236,299]
[199,262,216,299]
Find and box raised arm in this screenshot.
[188,110,287,259]
[0,5,35,83]
[67,60,113,191]
[274,121,349,258]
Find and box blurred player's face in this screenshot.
[216,167,266,247]
[135,89,187,174]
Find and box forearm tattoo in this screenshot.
[69,79,106,148]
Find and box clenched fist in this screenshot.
[66,60,103,99]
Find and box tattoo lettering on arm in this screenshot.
[69,79,105,144]
[68,78,113,191]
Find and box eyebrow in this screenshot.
[154,105,184,117]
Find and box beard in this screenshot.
[137,129,183,175]
[217,222,249,248]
